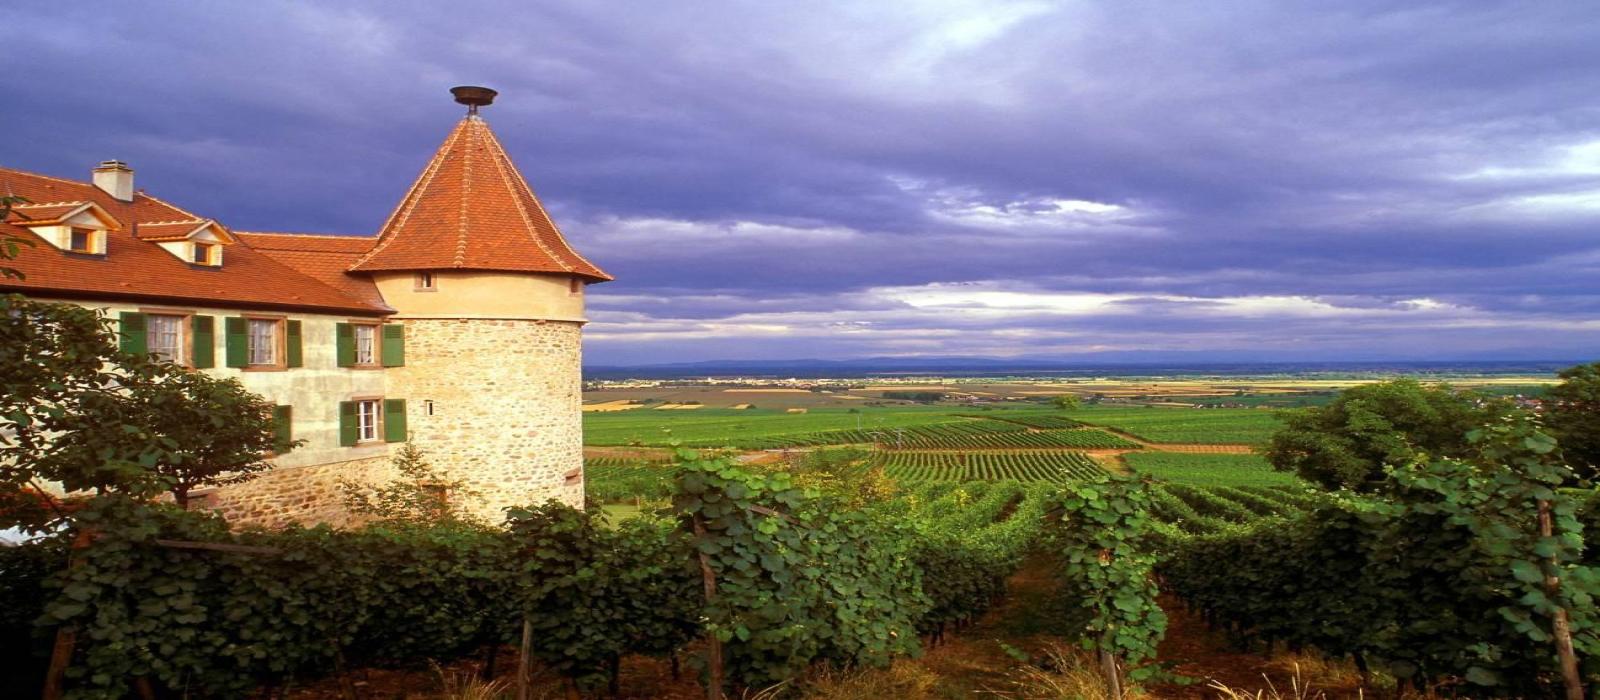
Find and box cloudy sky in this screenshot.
[4,1,1599,365]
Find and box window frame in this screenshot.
[242,315,287,371]
[191,241,220,266]
[354,397,383,444]
[414,272,437,291]
[138,307,194,367]
[351,321,380,368]
[67,227,102,255]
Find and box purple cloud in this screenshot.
[3,1,1598,364]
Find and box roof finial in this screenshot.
[450,86,498,116]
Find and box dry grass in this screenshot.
[987,643,1153,700]
[1205,662,1332,700]
[738,660,943,700]
[426,664,513,700]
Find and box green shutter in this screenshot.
[286,320,303,368]
[118,312,147,357]
[335,323,355,367]
[381,324,405,367]
[191,315,215,368]
[272,405,293,453]
[383,399,407,443]
[224,317,248,368]
[338,401,358,447]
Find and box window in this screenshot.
[569,278,583,296]
[340,398,405,446]
[247,318,278,366]
[356,399,381,443]
[353,324,377,365]
[415,272,436,290]
[147,314,185,364]
[68,228,95,253]
[192,242,217,265]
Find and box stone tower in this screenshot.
[350,87,612,521]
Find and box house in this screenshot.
[0,86,611,525]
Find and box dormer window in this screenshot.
[69,228,97,254]
[192,242,219,266]
[140,219,234,267]
[5,202,119,255]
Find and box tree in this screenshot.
[0,295,172,513]
[1262,378,1512,491]
[339,442,477,524]
[0,194,36,280]
[1051,394,1082,411]
[0,295,284,522]
[1544,361,1600,483]
[135,369,288,508]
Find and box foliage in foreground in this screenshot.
[27,495,699,699]
[1164,417,1600,696]
[1049,475,1167,683]
[674,449,927,688]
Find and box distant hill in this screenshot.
[584,355,1577,380]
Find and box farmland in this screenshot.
[581,406,970,447]
[1122,452,1301,487]
[1065,406,1284,444]
[872,450,1106,482]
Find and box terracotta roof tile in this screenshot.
[350,116,612,281]
[0,166,389,315]
[134,220,215,241]
[6,201,109,226]
[236,232,388,308]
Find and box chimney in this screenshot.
[92,160,134,202]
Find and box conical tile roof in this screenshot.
[350,115,611,281]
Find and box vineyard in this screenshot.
[582,407,973,448]
[700,421,1139,450]
[1067,407,1283,444]
[872,450,1106,482]
[964,412,1082,429]
[1122,451,1300,487]
[585,457,673,502]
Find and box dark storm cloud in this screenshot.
[3,1,1599,363]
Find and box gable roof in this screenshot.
[6,201,122,229]
[134,219,236,243]
[0,166,390,315]
[236,232,388,309]
[349,115,612,281]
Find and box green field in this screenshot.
[1123,452,1301,487]
[873,450,1106,482]
[1067,407,1284,444]
[585,457,673,502]
[582,407,972,447]
[582,407,1146,450]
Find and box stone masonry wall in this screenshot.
[385,318,585,522]
[193,454,395,527]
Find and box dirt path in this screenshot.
[913,554,1068,694]
[1150,595,1364,699]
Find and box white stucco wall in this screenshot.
[55,298,393,470]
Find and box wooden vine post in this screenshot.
[1537,499,1584,700]
[1097,547,1124,700]
[41,527,94,700]
[691,513,725,700]
[516,616,534,700]
[41,533,284,700]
